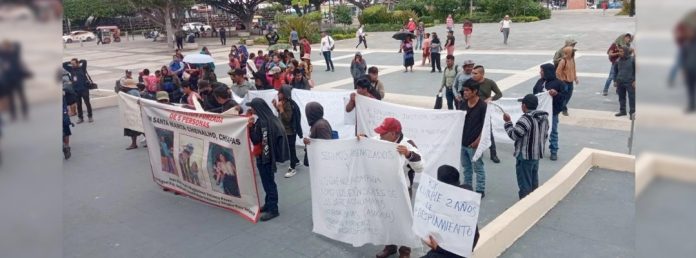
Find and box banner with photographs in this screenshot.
[139,99,261,222]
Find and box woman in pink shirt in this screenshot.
[421,33,431,66]
[463,20,473,49]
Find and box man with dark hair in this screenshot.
[62,58,93,123]
[209,86,241,114]
[533,63,566,161]
[504,94,549,199]
[458,80,487,198]
[613,46,636,117]
[229,68,256,98]
[471,65,502,163]
[367,66,385,99]
[290,69,310,90]
[440,54,459,110]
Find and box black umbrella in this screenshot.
[392,31,416,41]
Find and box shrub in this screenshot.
[362,23,404,32]
[511,16,540,23]
[325,27,357,36]
[477,0,551,20]
[456,13,498,23]
[358,5,392,25]
[394,0,428,17]
[275,14,320,44]
[419,15,434,24]
[331,33,355,40]
[333,4,353,26]
[254,36,268,44]
[392,10,418,25]
[305,11,323,23]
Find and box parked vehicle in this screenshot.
[62,30,95,43]
[96,26,121,43]
[182,22,212,32]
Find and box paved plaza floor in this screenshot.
[63,10,642,258]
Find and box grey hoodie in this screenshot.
[504,109,550,160]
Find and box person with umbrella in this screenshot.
[392,31,416,73]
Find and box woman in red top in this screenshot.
[463,20,473,49]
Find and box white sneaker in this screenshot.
[284,168,297,178]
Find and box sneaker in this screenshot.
[63,146,71,160]
[476,191,485,199]
[284,168,297,178]
[260,211,279,221]
[602,91,608,96]
[76,118,84,124]
[562,110,569,116]
[615,112,627,117]
[491,155,500,163]
[88,117,94,123]
[550,153,558,161]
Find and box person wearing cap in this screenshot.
[359,117,423,258]
[556,42,579,116]
[300,53,313,80]
[459,80,488,197]
[553,39,577,68]
[155,91,172,104]
[350,52,367,87]
[230,68,257,98]
[454,60,475,107]
[421,165,480,258]
[320,31,335,72]
[367,66,385,99]
[267,66,284,90]
[503,94,549,199]
[533,63,566,161]
[208,85,241,114]
[500,15,512,45]
[120,78,143,150]
[346,78,381,113]
[471,65,502,163]
[273,85,304,178]
[246,98,290,221]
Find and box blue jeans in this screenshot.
[461,146,486,192]
[445,88,454,110]
[549,114,559,154]
[257,161,278,213]
[562,81,574,112]
[603,63,616,93]
[322,51,334,71]
[416,34,423,49]
[516,154,539,199]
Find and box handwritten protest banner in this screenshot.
[308,138,417,247]
[292,89,355,144]
[355,95,465,178]
[118,92,144,132]
[139,99,261,222]
[413,173,481,257]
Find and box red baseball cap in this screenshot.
[374,117,402,135]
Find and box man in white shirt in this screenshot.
[320,31,335,72]
[500,15,512,45]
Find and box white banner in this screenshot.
[140,99,261,222]
[473,92,553,161]
[355,95,465,178]
[412,173,481,257]
[244,89,278,116]
[291,89,355,144]
[308,138,417,247]
[118,92,144,132]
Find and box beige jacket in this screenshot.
[556,46,577,82]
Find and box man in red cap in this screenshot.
[361,117,424,258]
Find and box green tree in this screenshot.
[202,0,266,33]
[394,0,428,17]
[63,0,132,23]
[333,4,353,26]
[345,0,372,10]
[124,0,194,49]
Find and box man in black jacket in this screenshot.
[533,63,566,161]
[62,58,93,123]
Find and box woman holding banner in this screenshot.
[247,98,289,222]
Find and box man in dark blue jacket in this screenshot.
[62,58,93,123]
[533,63,566,161]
